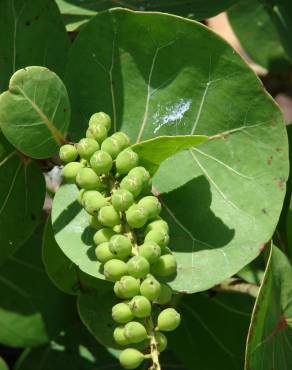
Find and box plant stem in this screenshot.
[145,316,161,370]
[212,278,259,298]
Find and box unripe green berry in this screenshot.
[62,162,83,183]
[86,123,107,143]
[98,205,121,227]
[155,332,167,352]
[145,219,169,234]
[101,137,122,159]
[126,205,148,229]
[157,308,181,331]
[130,295,151,318]
[113,326,130,346]
[119,348,144,369]
[93,228,116,245]
[109,235,132,259]
[155,284,173,305]
[140,276,161,301]
[124,321,147,343]
[139,241,161,264]
[90,150,113,175]
[103,259,127,281]
[114,276,140,299]
[89,215,102,229]
[151,254,177,277]
[82,190,109,215]
[116,149,139,175]
[95,242,115,263]
[138,196,161,220]
[120,175,143,197]
[77,138,99,160]
[127,256,150,279]
[145,229,169,248]
[128,166,150,185]
[112,132,131,150]
[77,188,86,205]
[76,168,103,190]
[59,144,78,163]
[112,302,134,324]
[89,112,111,131]
[112,189,134,211]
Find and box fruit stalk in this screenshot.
[146,316,161,370]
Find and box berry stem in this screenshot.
[145,316,161,370]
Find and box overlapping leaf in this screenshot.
[245,245,292,369]
[63,9,288,293]
[0,0,69,92]
[0,66,70,158]
[0,132,45,265]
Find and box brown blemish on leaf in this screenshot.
[278,177,285,190]
[267,156,273,165]
[261,208,268,215]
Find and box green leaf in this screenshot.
[245,244,292,369]
[65,9,288,293]
[0,358,8,370]
[132,134,208,174]
[43,215,110,294]
[170,292,253,369]
[0,223,76,348]
[228,0,292,73]
[56,0,239,31]
[14,320,120,370]
[0,66,70,159]
[0,0,70,92]
[0,132,45,265]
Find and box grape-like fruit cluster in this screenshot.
[59,112,180,369]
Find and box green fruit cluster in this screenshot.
[59,112,180,369]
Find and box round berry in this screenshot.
[119,348,144,369]
[112,132,130,150]
[124,321,147,343]
[82,190,109,215]
[98,205,121,227]
[76,168,103,190]
[86,123,107,143]
[95,242,115,263]
[59,144,78,163]
[90,150,113,175]
[155,332,167,352]
[114,276,140,299]
[151,254,177,277]
[77,138,99,160]
[145,229,169,248]
[93,228,116,245]
[101,137,122,159]
[112,189,134,212]
[77,188,86,205]
[62,162,83,183]
[127,256,150,279]
[130,295,151,318]
[140,276,161,301]
[139,241,161,264]
[112,302,133,324]
[128,166,150,185]
[157,308,181,331]
[103,259,127,281]
[109,235,132,259]
[126,205,148,229]
[138,196,161,220]
[155,284,172,305]
[120,175,143,197]
[145,219,169,234]
[89,112,111,131]
[113,325,130,346]
[116,149,139,175]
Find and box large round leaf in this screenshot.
[0,223,75,348]
[0,0,70,92]
[0,66,70,159]
[0,132,45,265]
[64,9,288,293]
